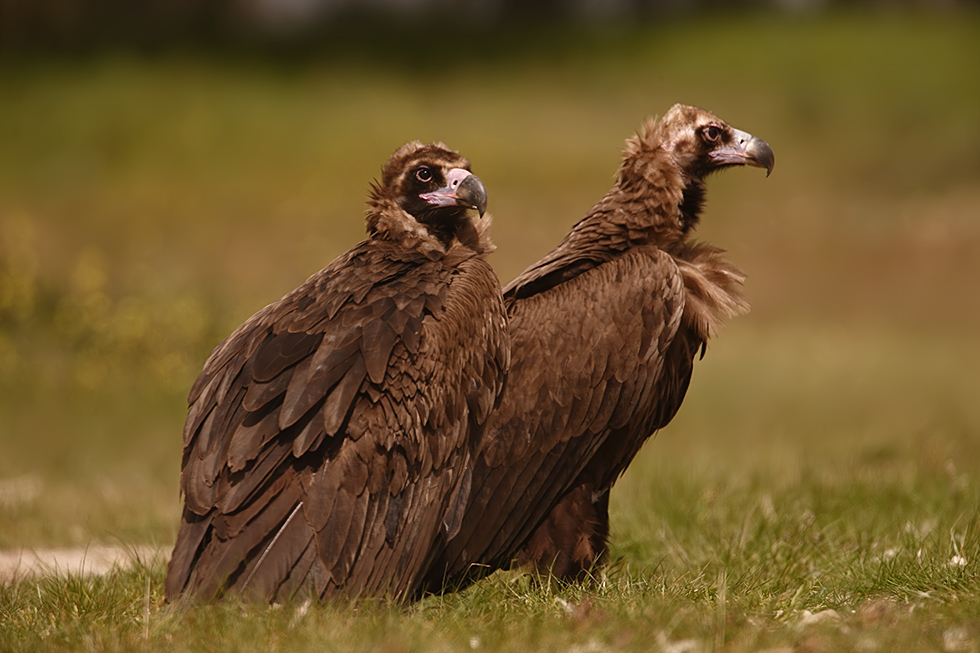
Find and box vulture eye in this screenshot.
[703,126,721,143]
[415,166,433,183]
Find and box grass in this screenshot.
[2,7,980,651]
[2,469,978,651]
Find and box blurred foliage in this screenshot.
[0,218,223,395]
[1,0,974,53]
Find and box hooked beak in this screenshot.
[710,128,775,177]
[419,168,488,216]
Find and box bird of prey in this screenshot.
[165,142,509,603]
[426,104,774,589]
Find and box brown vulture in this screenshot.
[164,142,510,603]
[425,104,774,589]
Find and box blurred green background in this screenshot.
[1,4,979,558]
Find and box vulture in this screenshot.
[425,104,774,589]
[164,142,509,603]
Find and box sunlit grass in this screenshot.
[2,465,978,651]
[1,8,979,652]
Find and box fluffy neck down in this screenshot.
[365,198,495,260]
[586,119,750,338]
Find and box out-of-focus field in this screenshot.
[2,10,980,652]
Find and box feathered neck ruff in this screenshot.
[610,116,708,244]
[364,196,496,261]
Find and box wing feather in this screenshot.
[184,377,216,447]
[316,489,357,580]
[280,354,350,430]
[429,248,688,588]
[164,510,213,597]
[304,462,343,531]
[332,489,370,584]
[216,473,289,539]
[192,479,304,601]
[252,331,323,383]
[274,536,318,601]
[167,236,508,603]
[361,318,398,384]
[217,436,293,513]
[227,399,283,472]
[345,492,388,592]
[292,401,327,458]
[242,370,293,413]
[183,451,217,515]
[322,357,368,436]
[241,503,313,602]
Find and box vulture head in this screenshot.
[620,104,774,235]
[654,104,774,179]
[367,141,491,254]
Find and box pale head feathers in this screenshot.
[624,104,729,179]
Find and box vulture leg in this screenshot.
[516,484,609,581]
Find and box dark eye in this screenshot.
[415,166,433,183]
[703,126,721,142]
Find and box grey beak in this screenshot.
[420,168,488,216]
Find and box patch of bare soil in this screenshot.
[0,545,166,583]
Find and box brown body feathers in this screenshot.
[165,142,509,603]
[426,105,773,589]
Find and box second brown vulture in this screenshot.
[425,104,774,590]
[164,142,509,603]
